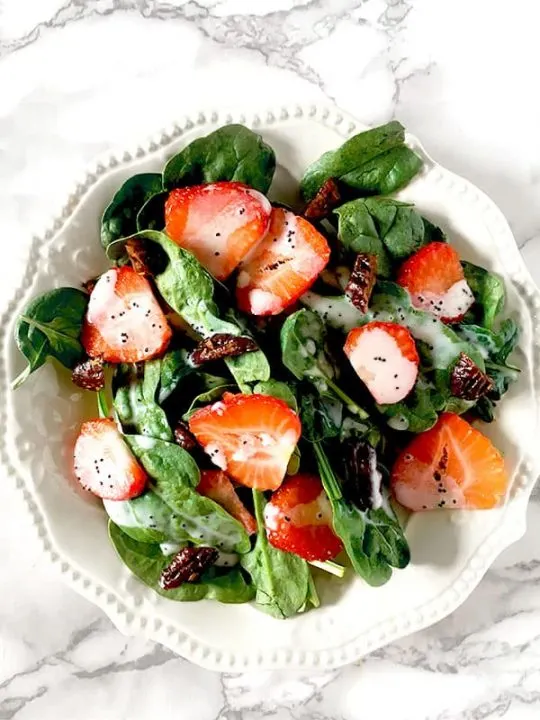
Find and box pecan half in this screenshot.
[82,278,97,295]
[174,421,198,452]
[160,546,219,590]
[450,353,493,400]
[125,237,155,277]
[190,333,258,366]
[345,253,377,312]
[303,178,341,220]
[71,357,105,391]
[341,438,382,511]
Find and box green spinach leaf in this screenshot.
[334,198,443,277]
[300,121,422,201]
[14,288,88,388]
[311,441,409,587]
[462,261,505,330]
[109,522,254,603]
[101,173,163,252]
[103,491,191,544]
[253,379,298,411]
[114,362,173,441]
[240,490,309,618]
[158,348,194,403]
[281,309,368,418]
[126,435,250,553]
[136,190,168,232]
[163,125,276,194]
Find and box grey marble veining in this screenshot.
[1,1,540,718]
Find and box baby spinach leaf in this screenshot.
[462,261,505,330]
[182,376,233,420]
[126,435,250,553]
[300,392,342,443]
[240,490,309,618]
[14,288,88,388]
[253,379,298,411]
[163,124,276,194]
[311,441,409,586]
[101,173,163,252]
[129,230,270,387]
[109,522,254,603]
[114,363,173,441]
[158,348,194,403]
[281,309,368,418]
[300,121,422,201]
[378,374,446,433]
[136,191,168,232]
[334,198,442,277]
[103,492,191,544]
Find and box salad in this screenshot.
[13,121,519,618]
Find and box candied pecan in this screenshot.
[345,253,377,312]
[190,333,258,365]
[450,353,493,400]
[82,278,97,295]
[341,438,382,511]
[71,357,105,391]
[303,178,342,220]
[160,546,219,590]
[174,421,198,451]
[125,237,155,277]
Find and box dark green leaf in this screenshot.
[114,362,173,441]
[163,125,276,194]
[103,491,191,544]
[240,490,309,618]
[158,348,194,403]
[182,378,233,420]
[136,191,168,232]
[253,379,298,411]
[334,198,442,277]
[14,288,88,388]
[462,261,505,329]
[101,173,163,252]
[126,435,250,553]
[109,522,254,603]
[300,121,422,201]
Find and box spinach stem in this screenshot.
[313,442,342,501]
[324,377,369,419]
[309,559,345,578]
[97,389,110,419]
[307,573,321,608]
[252,489,278,599]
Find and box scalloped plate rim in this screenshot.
[2,102,540,671]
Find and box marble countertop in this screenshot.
[1,1,540,718]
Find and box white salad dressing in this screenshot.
[301,291,365,332]
[160,542,183,556]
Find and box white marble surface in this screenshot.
[1,1,540,718]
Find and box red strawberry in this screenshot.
[164,181,272,280]
[391,413,508,510]
[397,242,475,322]
[188,393,301,491]
[73,418,147,500]
[264,474,343,561]
[344,321,419,404]
[236,207,331,316]
[82,266,171,363]
[197,470,256,535]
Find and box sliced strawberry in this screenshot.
[391,413,508,510]
[397,242,475,322]
[344,321,419,404]
[82,266,171,363]
[164,181,272,280]
[198,470,257,535]
[73,418,147,500]
[188,393,301,491]
[264,474,343,561]
[236,207,331,316]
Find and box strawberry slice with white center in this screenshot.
[264,474,343,561]
[164,181,272,280]
[344,321,419,404]
[197,470,256,534]
[188,393,301,491]
[73,418,147,500]
[397,242,475,323]
[236,207,331,316]
[82,266,172,363]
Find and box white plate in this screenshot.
[2,104,540,671]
